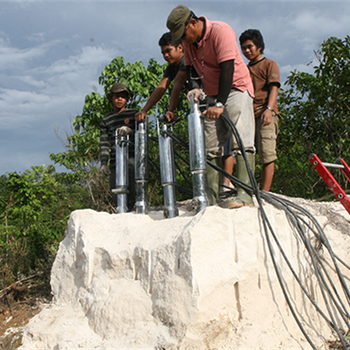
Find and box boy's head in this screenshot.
[107,83,130,112]
[239,29,265,63]
[239,29,265,54]
[158,32,183,66]
[107,83,130,101]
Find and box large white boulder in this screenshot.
[20,198,350,349]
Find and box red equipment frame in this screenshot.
[309,154,350,215]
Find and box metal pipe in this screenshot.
[135,120,149,214]
[158,119,179,218]
[322,162,344,169]
[188,94,209,212]
[113,131,129,213]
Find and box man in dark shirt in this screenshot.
[100,83,138,211]
[135,32,187,122]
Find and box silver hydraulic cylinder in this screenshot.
[113,131,129,213]
[157,118,179,218]
[188,94,209,212]
[134,120,149,214]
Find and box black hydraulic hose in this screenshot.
[219,113,350,349]
[163,129,189,150]
[148,135,158,143]
[173,149,190,167]
[209,157,349,328]
[268,192,350,305]
[173,158,192,189]
[288,214,350,344]
[269,198,349,328]
[296,215,350,321]
[148,157,160,174]
[174,183,193,196]
[264,195,350,348]
[262,191,350,301]
[208,162,317,349]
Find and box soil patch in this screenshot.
[0,274,51,349]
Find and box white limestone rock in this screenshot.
[20,199,350,349]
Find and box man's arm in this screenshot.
[135,77,171,121]
[165,69,187,122]
[261,83,279,126]
[204,59,234,120]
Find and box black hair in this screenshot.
[158,32,182,48]
[239,29,265,54]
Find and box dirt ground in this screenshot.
[0,277,51,350]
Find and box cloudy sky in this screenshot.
[1,0,349,175]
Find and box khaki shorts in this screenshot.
[255,113,279,164]
[204,89,255,159]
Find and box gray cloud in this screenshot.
[0,1,350,174]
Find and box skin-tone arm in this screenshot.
[261,83,279,126]
[135,77,171,121]
[165,69,187,122]
[187,60,234,120]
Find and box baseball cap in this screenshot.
[166,4,191,41]
[107,83,130,100]
[110,83,130,95]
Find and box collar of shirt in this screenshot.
[195,16,211,49]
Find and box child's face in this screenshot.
[110,92,128,111]
[241,40,262,63]
[160,44,183,65]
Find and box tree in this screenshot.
[50,57,192,207]
[275,36,350,199]
[0,166,89,285]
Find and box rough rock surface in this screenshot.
[19,197,350,349]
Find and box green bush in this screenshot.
[0,166,90,286]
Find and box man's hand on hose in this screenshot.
[117,126,133,136]
[100,164,109,177]
[203,106,224,120]
[165,111,177,122]
[135,111,149,122]
[186,89,202,103]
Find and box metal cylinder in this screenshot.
[113,131,129,213]
[188,94,209,212]
[134,120,149,214]
[158,122,179,218]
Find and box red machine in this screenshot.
[309,154,350,215]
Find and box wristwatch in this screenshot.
[215,102,225,109]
